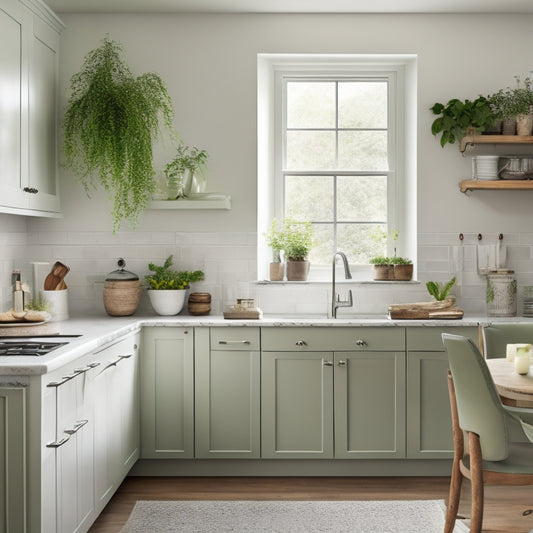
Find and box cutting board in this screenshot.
[388,298,463,320]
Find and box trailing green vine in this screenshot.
[63,36,175,231]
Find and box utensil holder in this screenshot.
[42,289,69,321]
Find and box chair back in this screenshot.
[482,323,533,359]
[442,333,510,461]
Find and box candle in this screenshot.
[515,345,531,375]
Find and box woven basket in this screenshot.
[103,280,141,316]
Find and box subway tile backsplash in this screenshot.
[1,223,532,318]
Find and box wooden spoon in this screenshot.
[44,261,70,290]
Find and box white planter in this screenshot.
[148,289,186,316]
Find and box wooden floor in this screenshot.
[88,476,533,532]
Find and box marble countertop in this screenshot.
[0,313,529,376]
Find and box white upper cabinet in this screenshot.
[0,0,63,216]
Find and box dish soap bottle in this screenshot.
[13,279,24,314]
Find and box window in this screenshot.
[258,55,417,281]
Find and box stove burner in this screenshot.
[0,341,69,356]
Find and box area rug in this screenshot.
[120,499,469,532]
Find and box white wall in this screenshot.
[4,12,533,316]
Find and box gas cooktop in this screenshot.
[0,336,80,356]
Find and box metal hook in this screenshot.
[459,233,464,241]
[478,234,482,241]
[499,233,503,240]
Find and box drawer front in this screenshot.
[210,327,260,351]
[261,327,404,352]
[406,326,478,351]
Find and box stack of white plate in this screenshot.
[471,155,499,180]
[523,286,533,317]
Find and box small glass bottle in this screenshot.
[515,345,531,375]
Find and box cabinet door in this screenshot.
[195,329,260,458]
[0,0,30,210]
[334,352,406,459]
[140,327,194,458]
[0,388,26,533]
[261,352,334,458]
[28,15,60,213]
[94,334,140,512]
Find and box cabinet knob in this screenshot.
[355,339,367,347]
[338,360,347,367]
[295,340,307,347]
[23,187,38,194]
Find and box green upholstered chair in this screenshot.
[441,333,533,533]
[482,323,533,359]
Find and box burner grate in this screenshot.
[0,341,69,356]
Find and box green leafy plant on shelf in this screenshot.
[163,143,209,199]
[489,76,533,120]
[63,36,175,232]
[144,255,204,290]
[426,276,457,301]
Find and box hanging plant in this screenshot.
[63,36,175,231]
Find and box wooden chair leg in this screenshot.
[469,432,484,533]
[444,453,463,533]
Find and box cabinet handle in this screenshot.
[218,340,251,345]
[100,353,133,374]
[295,340,307,347]
[323,360,333,366]
[64,419,88,435]
[47,369,84,387]
[73,361,101,373]
[355,339,367,347]
[23,186,38,194]
[46,435,70,448]
[338,360,347,367]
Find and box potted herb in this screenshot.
[163,143,209,200]
[369,256,393,281]
[63,36,174,231]
[282,218,314,281]
[430,96,495,147]
[144,255,204,315]
[264,218,286,281]
[489,77,533,135]
[390,256,413,281]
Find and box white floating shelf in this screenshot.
[147,195,231,210]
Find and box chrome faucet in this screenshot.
[332,251,353,318]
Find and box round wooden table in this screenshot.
[486,358,533,407]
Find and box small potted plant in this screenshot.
[430,95,495,147]
[369,256,393,281]
[144,255,204,315]
[264,218,286,281]
[489,77,533,135]
[162,143,209,199]
[390,256,413,281]
[282,218,314,281]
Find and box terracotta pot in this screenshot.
[269,262,285,281]
[286,260,309,281]
[372,265,393,281]
[516,114,533,136]
[393,264,413,281]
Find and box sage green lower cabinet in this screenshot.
[335,352,406,458]
[195,328,260,458]
[140,327,194,458]
[261,352,334,458]
[406,326,478,459]
[0,388,26,533]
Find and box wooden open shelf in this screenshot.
[460,135,533,152]
[147,195,231,210]
[459,179,533,193]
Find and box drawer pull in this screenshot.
[47,369,84,387]
[323,360,333,366]
[46,435,70,448]
[74,361,101,374]
[218,340,251,345]
[338,360,347,367]
[295,340,307,347]
[64,419,88,435]
[355,339,367,347]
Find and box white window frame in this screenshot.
[257,54,417,282]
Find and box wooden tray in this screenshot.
[388,298,463,319]
[223,308,262,320]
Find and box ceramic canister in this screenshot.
[486,271,517,317]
